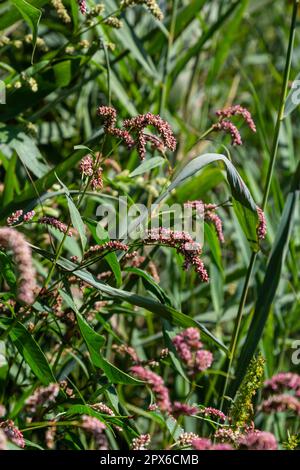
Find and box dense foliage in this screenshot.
[0,0,300,451]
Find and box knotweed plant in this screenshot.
[0,0,299,454]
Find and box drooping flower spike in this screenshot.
[38,216,73,236]
[130,365,171,412]
[97,106,176,160]
[213,104,256,146]
[0,227,36,305]
[143,228,208,282]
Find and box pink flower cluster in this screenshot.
[97,106,176,160]
[123,112,177,160]
[214,427,240,444]
[0,227,36,304]
[185,200,225,243]
[79,155,94,176]
[79,155,103,191]
[78,0,87,15]
[256,207,267,240]
[264,372,300,396]
[259,394,300,416]
[0,420,25,448]
[81,415,107,449]
[7,209,35,226]
[191,437,233,451]
[0,429,7,450]
[84,241,129,259]
[259,371,300,417]
[213,104,256,146]
[213,120,242,146]
[38,216,73,236]
[238,430,277,450]
[91,403,122,432]
[131,433,151,450]
[113,343,139,363]
[25,383,59,414]
[172,327,213,374]
[199,407,227,422]
[172,402,198,418]
[144,228,209,282]
[91,402,115,416]
[97,106,135,147]
[177,432,198,446]
[130,365,171,413]
[216,105,256,133]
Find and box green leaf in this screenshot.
[65,404,123,429]
[53,60,74,88]
[66,196,87,252]
[231,199,258,251]
[9,131,49,178]
[0,252,17,288]
[125,266,171,305]
[73,145,95,153]
[60,290,140,384]
[0,341,8,380]
[1,153,18,206]
[129,156,166,177]
[230,163,300,397]
[77,313,106,363]
[0,0,46,31]
[1,319,55,385]
[11,0,42,63]
[69,0,79,31]
[164,413,184,440]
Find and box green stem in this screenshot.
[220,0,298,409]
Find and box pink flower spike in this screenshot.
[23,210,35,222]
[7,210,23,226]
[131,434,151,450]
[264,372,300,395]
[78,0,87,15]
[259,394,300,416]
[0,227,36,305]
[130,365,171,413]
[238,431,277,450]
[123,112,176,159]
[0,420,25,448]
[200,407,227,422]
[7,209,35,225]
[191,437,211,450]
[79,155,94,177]
[172,327,213,374]
[172,402,198,417]
[25,384,59,414]
[216,105,256,133]
[212,120,242,146]
[256,207,267,240]
[38,216,73,236]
